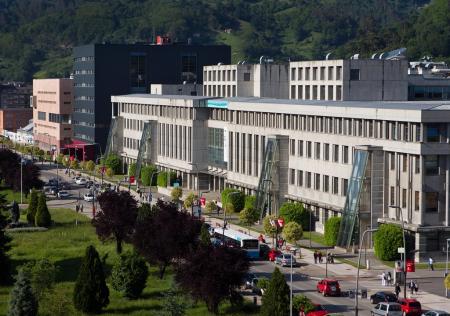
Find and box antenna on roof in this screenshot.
[325,52,332,60]
[371,53,379,59]
[350,54,360,60]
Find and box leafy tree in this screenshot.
[221,188,244,213]
[7,269,38,316]
[282,221,303,245]
[26,189,39,225]
[105,154,121,174]
[292,295,314,314]
[16,163,43,195]
[205,200,217,213]
[141,164,158,186]
[176,244,249,314]
[22,259,57,300]
[183,192,197,210]
[263,215,278,237]
[69,159,79,170]
[93,190,138,254]
[199,223,211,246]
[279,202,311,231]
[106,167,114,177]
[128,162,137,177]
[261,267,290,316]
[157,171,168,187]
[132,201,202,279]
[239,207,259,232]
[73,245,109,314]
[374,224,403,261]
[171,187,183,202]
[244,195,256,209]
[35,193,51,228]
[86,160,95,173]
[324,217,342,246]
[0,194,12,285]
[111,251,148,299]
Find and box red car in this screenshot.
[398,298,422,316]
[305,304,328,316]
[316,279,341,297]
[268,249,282,261]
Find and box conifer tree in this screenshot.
[26,189,38,225]
[73,245,109,314]
[0,193,12,284]
[261,267,290,316]
[35,193,51,228]
[199,223,211,246]
[7,269,38,316]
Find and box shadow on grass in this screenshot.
[139,291,166,300]
[106,304,163,314]
[55,257,82,282]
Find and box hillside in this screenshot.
[0,0,448,82]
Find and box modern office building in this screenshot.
[0,107,32,134]
[203,62,289,98]
[0,82,32,108]
[110,93,450,261]
[31,79,73,154]
[150,83,202,96]
[408,59,450,100]
[72,41,231,153]
[289,59,408,101]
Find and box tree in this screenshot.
[105,154,121,174]
[199,223,211,246]
[69,159,79,170]
[35,193,51,228]
[176,244,249,314]
[93,190,138,254]
[183,192,197,210]
[132,201,202,279]
[22,259,57,300]
[263,215,278,237]
[374,224,403,261]
[7,269,38,316]
[205,200,217,213]
[128,162,137,177]
[111,251,148,299]
[86,160,95,174]
[239,207,259,233]
[221,188,244,213]
[324,217,341,246]
[16,163,43,196]
[292,295,314,314]
[0,194,12,285]
[282,221,303,245]
[161,287,187,316]
[261,267,290,316]
[171,187,183,202]
[244,195,256,210]
[279,202,311,231]
[141,164,158,186]
[26,189,39,225]
[73,245,109,314]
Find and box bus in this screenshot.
[213,227,260,259]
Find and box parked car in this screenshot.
[57,191,70,198]
[242,273,256,290]
[371,302,403,316]
[83,193,95,202]
[275,253,297,267]
[305,304,328,316]
[76,178,87,185]
[422,311,450,316]
[370,291,398,304]
[50,187,59,195]
[61,182,71,190]
[316,279,341,297]
[73,176,81,183]
[85,180,94,188]
[268,248,282,261]
[398,298,422,316]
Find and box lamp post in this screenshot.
[355,228,378,316]
[389,205,407,298]
[20,155,24,204]
[446,238,450,298]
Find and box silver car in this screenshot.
[422,312,450,316]
[275,253,297,267]
[371,303,402,316]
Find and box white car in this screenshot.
[83,193,95,202]
[422,312,450,316]
[57,191,70,198]
[371,303,402,316]
[275,253,297,267]
[76,178,87,185]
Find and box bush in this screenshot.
[105,154,121,174]
[183,192,197,209]
[171,187,183,201]
[279,202,311,231]
[111,251,148,299]
[324,217,341,246]
[22,259,57,300]
[282,221,303,245]
[157,171,168,187]
[205,201,217,213]
[35,194,51,228]
[141,165,158,186]
[374,224,403,261]
[239,207,259,228]
[70,160,79,170]
[263,215,278,236]
[128,162,137,177]
[7,269,38,316]
[106,167,114,178]
[221,188,245,213]
[26,189,38,225]
[86,160,95,173]
[244,195,256,209]
[292,295,314,314]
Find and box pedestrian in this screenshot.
[395,282,401,298]
[414,281,419,294]
[409,280,414,295]
[387,272,392,286]
[80,204,84,213]
[75,204,79,213]
[381,272,386,286]
[313,251,318,264]
[428,257,434,271]
[318,251,323,263]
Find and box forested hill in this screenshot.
[0,0,449,82]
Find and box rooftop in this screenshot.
[112,93,211,101]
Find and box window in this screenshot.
[328,67,334,80]
[315,174,320,190]
[390,153,395,170]
[243,73,251,81]
[306,172,312,188]
[333,145,339,162]
[332,177,339,194]
[298,140,303,157]
[415,191,420,211]
[323,175,329,192]
[298,68,303,80]
[402,154,407,172]
[130,53,147,90]
[424,155,439,175]
[306,141,312,158]
[342,179,348,196]
[290,139,296,155]
[298,85,303,99]
[320,67,325,80]
[426,124,440,142]
[313,67,317,80]
[336,85,342,100]
[289,169,295,185]
[324,143,330,160]
[336,66,342,80]
[38,111,46,120]
[328,86,333,100]
[343,146,349,164]
[390,186,395,205]
[291,68,296,81]
[315,142,320,159]
[402,189,407,208]
[181,54,197,83]
[297,170,303,186]
[305,67,310,80]
[425,192,438,212]
[415,156,420,174]
[350,69,360,80]
[291,85,296,99]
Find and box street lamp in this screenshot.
[446,238,450,298]
[389,205,407,299]
[355,228,378,316]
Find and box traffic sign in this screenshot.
[129,176,135,184]
[277,218,285,227]
[397,247,405,253]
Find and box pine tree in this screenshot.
[73,245,109,314]
[26,189,38,225]
[0,193,12,284]
[35,193,51,228]
[111,251,148,299]
[261,267,290,316]
[7,269,38,316]
[199,223,211,246]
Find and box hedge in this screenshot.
[374,224,403,261]
[324,216,341,246]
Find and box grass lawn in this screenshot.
[0,186,29,204]
[1,208,260,315]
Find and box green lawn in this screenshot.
[1,208,260,315]
[0,186,29,204]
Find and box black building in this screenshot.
[72,42,231,152]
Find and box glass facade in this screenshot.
[208,128,227,168]
[409,86,450,100]
[130,53,146,92]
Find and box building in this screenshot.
[31,79,73,155]
[3,121,33,145]
[203,62,289,98]
[110,93,450,261]
[0,82,32,108]
[0,107,32,134]
[150,83,202,96]
[72,41,231,153]
[289,59,408,101]
[408,59,450,100]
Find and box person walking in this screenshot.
[313,251,318,264]
[318,251,323,263]
[409,280,415,295]
[381,272,386,286]
[414,281,419,295]
[75,204,79,213]
[428,257,434,271]
[387,271,392,286]
[80,204,84,213]
[395,282,401,298]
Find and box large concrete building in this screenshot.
[31,79,73,154]
[110,93,450,261]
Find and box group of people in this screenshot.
[313,250,334,264]
[382,271,419,297]
[381,271,393,286]
[409,279,419,295]
[75,203,84,213]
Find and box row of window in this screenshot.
[73,120,95,127]
[228,132,262,178]
[289,140,351,164]
[73,107,94,114]
[38,99,56,104]
[389,187,437,213]
[204,69,237,82]
[120,103,194,120]
[74,83,95,87]
[125,118,145,131]
[290,65,343,81]
[204,84,237,97]
[74,133,94,141]
[37,90,56,95]
[290,84,342,101]
[74,69,95,75]
[74,56,95,62]
[123,137,139,150]
[289,168,348,196]
[75,96,95,101]
[158,123,193,162]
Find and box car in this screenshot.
[371,302,403,316]
[398,298,422,316]
[57,191,70,198]
[61,183,71,190]
[305,304,328,316]
[268,248,282,261]
[50,187,59,195]
[242,273,256,290]
[422,311,450,316]
[76,178,87,185]
[73,176,81,183]
[370,291,398,304]
[275,253,297,267]
[316,279,341,297]
[83,193,95,202]
[85,180,94,188]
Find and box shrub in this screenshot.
[141,165,158,186]
[200,223,211,246]
[171,187,183,201]
[157,171,168,187]
[263,215,278,236]
[239,207,259,229]
[22,259,57,300]
[26,189,39,225]
[292,295,314,314]
[106,167,114,178]
[282,221,303,245]
[244,195,256,209]
[56,154,64,164]
[69,159,79,170]
[35,194,51,228]
[105,154,121,174]
[205,201,217,213]
[128,162,137,177]
[111,251,148,299]
[374,224,403,261]
[8,269,38,316]
[183,192,197,209]
[261,267,290,316]
[324,216,341,246]
[221,188,245,213]
[279,202,311,231]
[86,160,95,173]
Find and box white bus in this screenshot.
[213,227,260,259]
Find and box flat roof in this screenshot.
[113,93,211,101]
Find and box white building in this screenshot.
[3,121,34,145]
